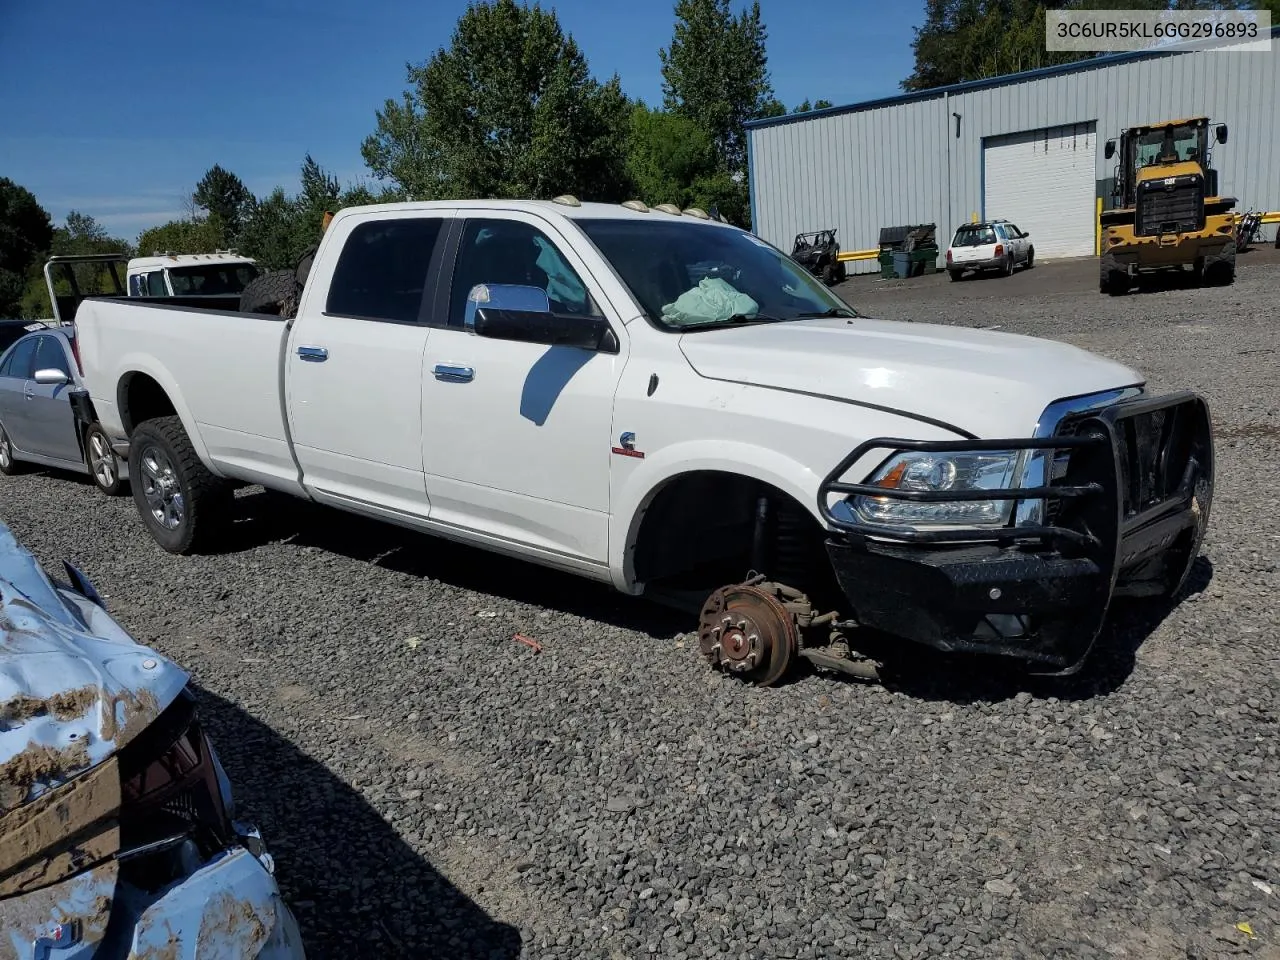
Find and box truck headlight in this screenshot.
[849,450,1026,527]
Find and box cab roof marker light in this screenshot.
[551,194,581,207]
[654,203,682,216]
[621,200,650,212]
[683,207,710,219]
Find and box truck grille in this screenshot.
[1136,177,1204,236]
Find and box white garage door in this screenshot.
[983,122,1097,259]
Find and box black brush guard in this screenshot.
[816,391,1214,674]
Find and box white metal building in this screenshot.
[746,28,1280,273]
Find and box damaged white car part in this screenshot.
[0,520,305,958]
[68,198,1214,687]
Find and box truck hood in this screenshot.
[0,521,188,814]
[677,316,1143,437]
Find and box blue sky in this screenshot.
[0,0,922,242]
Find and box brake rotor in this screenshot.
[696,583,797,687]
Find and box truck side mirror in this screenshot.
[1104,140,1116,160]
[1216,124,1228,144]
[464,283,551,330]
[473,307,615,352]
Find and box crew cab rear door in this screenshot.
[284,210,454,518]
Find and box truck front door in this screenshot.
[285,212,452,519]
[419,213,624,565]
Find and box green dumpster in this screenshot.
[878,250,896,279]
[908,248,938,275]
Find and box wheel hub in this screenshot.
[90,435,114,485]
[697,584,797,686]
[140,446,184,530]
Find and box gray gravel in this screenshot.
[3,253,1279,959]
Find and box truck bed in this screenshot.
[73,297,298,488]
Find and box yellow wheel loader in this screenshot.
[1099,118,1236,295]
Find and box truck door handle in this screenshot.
[433,364,474,383]
[297,346,328,362]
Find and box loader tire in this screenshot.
[1202,242,1236,286]
[129,416,233,555]
[240,269,302,318]
[1099,255,1128,296]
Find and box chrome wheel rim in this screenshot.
[90,433,115,488]
[0,428,10,470]
[139,444,184,530]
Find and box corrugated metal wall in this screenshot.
[748,42,1280,275]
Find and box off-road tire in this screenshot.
[83,422,127,496]
[128,416,231,555]
[821,262,837,285]
[1100,254,1128,296]
[1202,243,1237,287]
[295,244,320,289]
[240,269,302,318]
[0,422,26,476]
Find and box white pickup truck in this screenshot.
[69,197,1215,686]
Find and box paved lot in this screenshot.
[2,248,1279,959]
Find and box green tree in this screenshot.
[136,217,227,258]
[362,0,631,201]
[238,188,307,270]
[193,164,252,242]
[903,1,1080,91]
[790,99,833,114]
[902,0,1277,92]
[0,178,54,317]
[19,211,132,318]
[659,0,775,172]
[625,104,719,207]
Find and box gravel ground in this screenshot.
[2,251,1279,960]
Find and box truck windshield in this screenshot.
[575,218,859,331]
[167,263,259,296]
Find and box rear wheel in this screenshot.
[822,262,837,285]
[1025,246,1035,269]
[0,422,25,476]
[84,422,126,496]
[129,416,232,554]
[1002,254,1014,277]
[948,269,962,282]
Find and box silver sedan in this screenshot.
[0,326,128,495]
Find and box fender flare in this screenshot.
[608,439,824,594]
[113,355,219,476]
